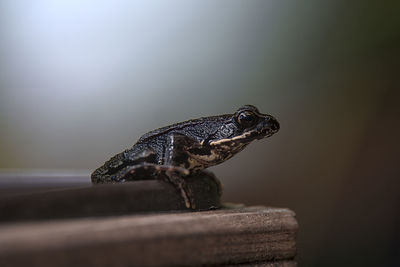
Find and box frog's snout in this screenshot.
[266,115,280,133]
[255,115,279,140]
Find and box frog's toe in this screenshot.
[181,189,195,209]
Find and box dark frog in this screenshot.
[91,105,279,209]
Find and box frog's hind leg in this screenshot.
[91,147,158,184]
[117,163,189,182]
[116,163,195,209]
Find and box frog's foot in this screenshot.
[164,168,195,209]
[117,164,195,209]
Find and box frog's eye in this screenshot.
[237,111,257,128]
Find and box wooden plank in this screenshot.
[0,206,297,267]
[232,261,297,267]
[0,174,221,222]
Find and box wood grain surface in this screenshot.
[0,206,297,266]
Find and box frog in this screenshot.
[91,105,279,209]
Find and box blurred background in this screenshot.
[0,1,399,266]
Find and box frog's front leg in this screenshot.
[119,163,194,208]
[164,133,212,170]
[161,133,216,209]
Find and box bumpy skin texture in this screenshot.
[91,105,279,208]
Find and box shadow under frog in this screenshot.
[91,105,279,209]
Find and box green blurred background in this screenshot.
[0,1,399,266]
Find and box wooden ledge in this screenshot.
[0,174,221,222]
[0,206,298,266]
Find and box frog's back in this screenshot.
[137,115,231,144]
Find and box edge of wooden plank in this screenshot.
[0,206,298,266]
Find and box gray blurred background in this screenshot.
[0,1,399,266]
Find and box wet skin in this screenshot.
[91,105,280,209]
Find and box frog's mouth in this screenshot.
[230,116,280,143]
[209,114,279,146]
[219,122,279,144]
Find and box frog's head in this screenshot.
[186,105,279,169]
[233,104,279,140]
[203,105,279,161]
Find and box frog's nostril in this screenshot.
[268,117,280,132]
